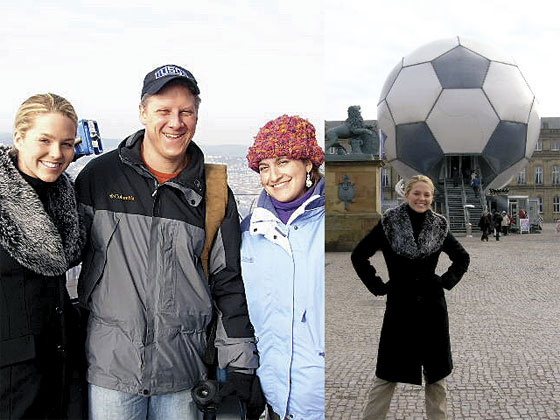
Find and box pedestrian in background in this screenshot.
[470,171,480,198]
[493,210,503,241]
[242,115,325,420]
[501,211,510,236]
[351,175,470,420]
[0,93,86,419]
[478,211,492,241]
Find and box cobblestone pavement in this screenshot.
[326,223,560,419]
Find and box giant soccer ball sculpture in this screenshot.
[377,36,540,190]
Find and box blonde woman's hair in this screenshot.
[14,93,78,138]
[404,174,435,196]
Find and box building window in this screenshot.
[537,197,543,213]
[553,196,560,213]
[517,168,526,185]
[535,141,543,151]
[381,168,390,187]
[552,142,560,151]
[535,167,543,185]
[553,166,560,185]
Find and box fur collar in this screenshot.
[381,203,448,259]
[0,145,82,276]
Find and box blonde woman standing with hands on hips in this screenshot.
[241,115,325,420]
[351,175,470,420]
[0,94,85,419]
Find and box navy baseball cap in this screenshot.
[141,64,200,98]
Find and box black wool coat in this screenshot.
[351,204,470,385]
[0,145,86,419]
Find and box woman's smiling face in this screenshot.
[258,157,312,203]
[405,181,433,213]
[14,112,76,182]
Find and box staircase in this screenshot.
[445,182,467,234]
[464,186,484,233]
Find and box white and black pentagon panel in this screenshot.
[377,36,540,190]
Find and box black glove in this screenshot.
[218,371,253,402]
[246,375,266,420]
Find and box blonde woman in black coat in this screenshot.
[351,175,470,420]
[0,94,84,419]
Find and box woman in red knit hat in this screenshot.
[241,115,325,420]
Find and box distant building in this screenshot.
[507,117,560,222]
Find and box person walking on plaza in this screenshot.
[0,94,86,419]
[241,115,325,420]
[501,211,510,236]
[478,210,492,241]
[493,209,503,241]
[351,175,470,420]
[75,65,260,419]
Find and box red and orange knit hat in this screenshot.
[247,115,325,172]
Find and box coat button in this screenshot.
[143,389,149,395]
[57,344,65,354]
[55,306,64,315]
[293,226,298,230]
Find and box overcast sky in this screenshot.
[0,0,323,146]
[326,0,560,122]
[1,0,558,146]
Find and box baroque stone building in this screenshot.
[507,117,560,222]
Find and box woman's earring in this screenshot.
[305,171,312,188]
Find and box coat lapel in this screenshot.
[381,203,448,259]
[0,145,82,276]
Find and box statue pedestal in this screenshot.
[325,155,384,251]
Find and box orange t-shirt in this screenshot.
[142,158,183,184]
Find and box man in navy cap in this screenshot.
[76,65,261,419]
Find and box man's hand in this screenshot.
[218,372,266,419]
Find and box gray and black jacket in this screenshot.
[75,130,258,396]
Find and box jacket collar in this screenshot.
[0,145,83,275]
[381,202,448,259]
[118,130,205,206]
[245,178,324,255]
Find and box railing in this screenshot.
[461,178,469,230]
[478,183,486,210]
[443,178,450,224]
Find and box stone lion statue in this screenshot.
[325,105,380,155]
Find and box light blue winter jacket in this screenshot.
[241,179,325,420]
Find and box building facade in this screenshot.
[507,117,560,222]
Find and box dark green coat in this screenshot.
[351,204,470,385]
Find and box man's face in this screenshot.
[140,84,198,170]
